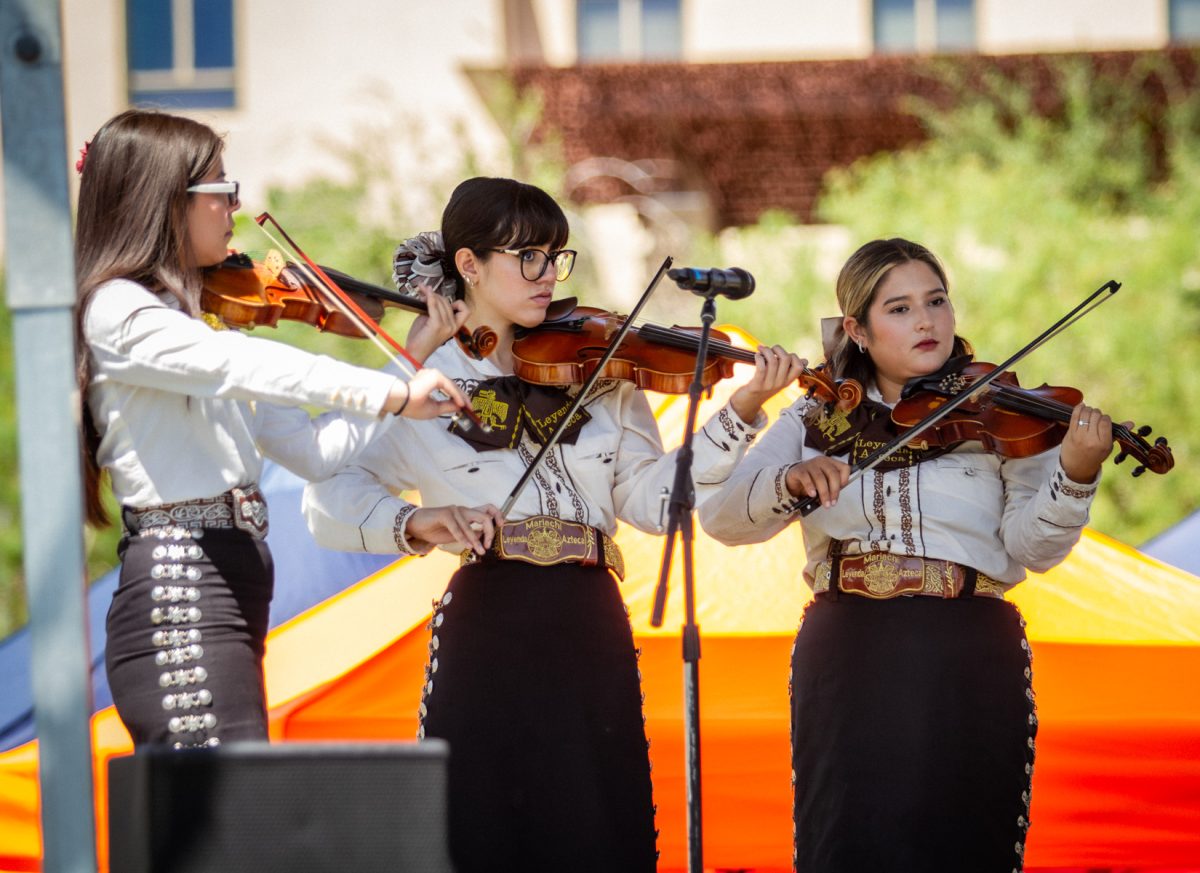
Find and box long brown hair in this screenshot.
[828,238,972,387]
[74,109,225,526]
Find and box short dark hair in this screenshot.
[440,177,569,298]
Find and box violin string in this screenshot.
[988,384,1144,448]
[253,213,489,433]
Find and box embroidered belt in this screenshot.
[464,515,625,581]
[813,553,1006,600]
[122,485,269,539]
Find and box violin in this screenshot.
[894,360,1174,476]
[510,305,864,411]
[201,252,498,359]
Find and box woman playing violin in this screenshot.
[75,109,468,749]
[303,176,804,872]
[700,238,1117,873]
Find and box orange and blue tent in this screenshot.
[2,360,1199,872]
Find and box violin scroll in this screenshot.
[464,324,499,359]
[1112,425,1173,477]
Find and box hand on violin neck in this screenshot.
[386,367,470,420]
[405,285,472,363]
[1058,402,1115,484]
[729,346,808,424]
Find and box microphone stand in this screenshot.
[649,290,721,873]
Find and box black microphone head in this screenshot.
[667,266,754,298]
[725,267,755,298]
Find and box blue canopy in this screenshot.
[1140,509,1200,577]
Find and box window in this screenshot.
[1170,0,1200,42]
[577,0,681,62]
[128,0,235,109]
[873,0,975,54]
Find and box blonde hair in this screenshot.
[829,238,969,385]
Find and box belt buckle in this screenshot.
[841,552,925,599]
[231,486,268,539]
[498,516,592,566]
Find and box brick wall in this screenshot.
[508,48,1198,227]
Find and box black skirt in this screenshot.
[105,527,273,748]
[419,560,657,873]
[791,594,1035,873]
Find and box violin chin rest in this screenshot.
[543,296,579,322]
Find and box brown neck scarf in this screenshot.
[449,375,591,452]
[802,394,955,472]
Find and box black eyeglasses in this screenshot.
[186,180,240,207]
[489,247,577,282]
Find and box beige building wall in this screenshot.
[0,0,1184,265]
[978,0,1167,52]
[528,0,1172,64]
[55,0,513,223]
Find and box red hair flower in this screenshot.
[75,140,91,175]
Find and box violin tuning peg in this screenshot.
[1132,466,1146,478]
[1137,425,1153,437]
[1113,450,1128,465]
[1155,436,1169,447]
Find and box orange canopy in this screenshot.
[3,342,1199,872]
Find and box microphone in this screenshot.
[667,267,755,299]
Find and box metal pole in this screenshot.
[650,293,719,872]
[0,1,98,870]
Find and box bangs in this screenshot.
[500,184,570,250]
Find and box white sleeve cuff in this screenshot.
[392,503,434,556]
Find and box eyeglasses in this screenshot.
[186,180,240,206]
[490,247,577,282]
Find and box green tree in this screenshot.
[813,54,1200,543]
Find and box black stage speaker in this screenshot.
[108,740,453,873]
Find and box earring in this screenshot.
[856,341,865,354]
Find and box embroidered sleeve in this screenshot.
[393,503,433,556]
[698,402,812,546]
[1049,465,1098,500]
[775,464,805,515]
[999,451,1095,573]
[701,404,765,454]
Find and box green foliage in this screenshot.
[812,54,1200,543]
[0,294,22,638]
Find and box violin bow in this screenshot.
[253,212,487,432]
[498,256,674,518]
[794,278,1121,517]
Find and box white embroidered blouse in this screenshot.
[302,341,766,555]
[698,391,1099,589]
[84,278,400,508]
